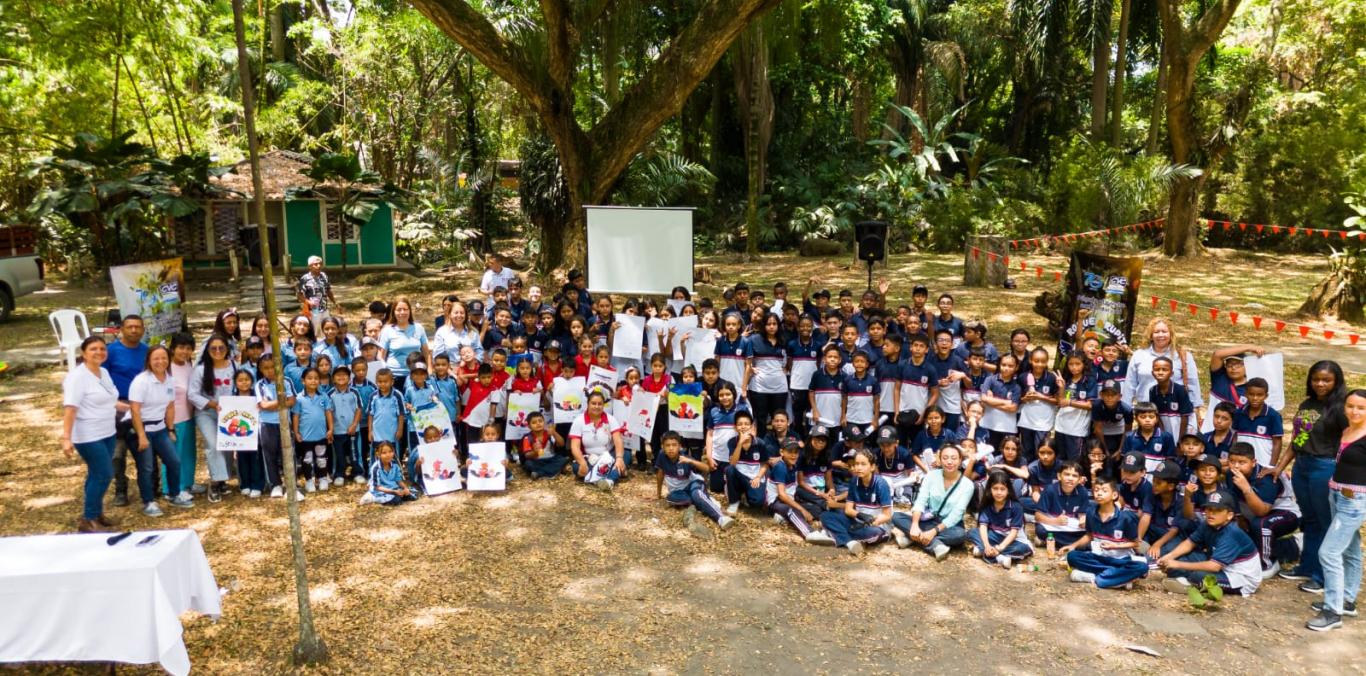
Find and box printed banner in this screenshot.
[417,439,462,495]
[553,376,586,424]
[612,313,646,361]
[411,402,456,441]
[466,442,507,491]
[624,389,661,440]
[505,391,542,440]
[109,258,186,346]
[1056,251,1143,368]
[668,383,704,436]
[587,365,617,399]
[216,395,259,451]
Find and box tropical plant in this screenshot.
[615,153,717,208]
[1300,192,1366,322]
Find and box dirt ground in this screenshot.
[2,246,1365,674]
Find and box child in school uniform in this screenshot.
[1181,452,1223,522]
[1035,461,1091,548]
[1054,353,1096,462]
[255,355,297,499]
[350,359,376,481]
[1094,342,1128,389]
[402,360,440,473]
[703,382,744,494]
[724,410,771,514]
[329,366,362,486]
[1090,381,1133,456]
[787,315,821,436]
[1061,476,1147,590]
[796,425,837,519]
[367,369,405,471]
[767,439,820,540]
[1148,357,1193,441]
[1142,459,1188,558]
[873,424,917,503]
[842,350,880,431]
[291,367,334,493]
[967,470,1034,569]
[640,354,672,466]
[1232,377,1284,467]
[898,334,939,443]
[1203,401,1237,461]
[1117,450,1154,513]
[910,408,959,473]
[979,354,1023,449]
[818,449,894,556]
[808,346,847,430]
[360,441,417,506]
[715,313,753,397]
[430,354,461,432]
[1157,489,1263,596]
[1224,442,1300,576]
[227,369,263,498]
[655,431,735,529]
[509,357,545,464]
[1024,441,1061,513]
[462,364,501,452]
[1176,433,1206,481]
[284,340,313,392]
[1124,401,1176,473]
[928,330,969,429]
[522,412,569,479]
[1016,347,1059,462]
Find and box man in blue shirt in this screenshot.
[108,315,149,506]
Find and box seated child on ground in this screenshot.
[522,411,570,479]
[1034,461,1091,549]
[966,470,1034,569]
[655,432,734,530]
[1157,488,1263,596]
[1060,476,1146,590]
[767,439,821,540]
[361,441,418,506]
[818,449,893,556]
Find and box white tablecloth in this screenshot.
[0,529,221,676]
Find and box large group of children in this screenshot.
[175,266,1312,601]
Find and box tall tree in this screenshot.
[733,22,773,259]
[230,0,329,665]
[407,0,784,272]
[1108,0,1132,145]
[1082,0,1113,140]
[1156,0,1243,257]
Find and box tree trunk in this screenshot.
[1146,45,1166,153]
[270,1,287,63]
[1089,17,1111,141]
[1109,0,1131,146]
[733,24,771,259]
[230,0,329,665]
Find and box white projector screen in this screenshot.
[585,206,694,295]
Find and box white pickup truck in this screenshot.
[0,226,45,321]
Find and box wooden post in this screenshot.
[963,235,1008,287]
[228,247,239,281]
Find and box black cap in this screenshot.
[1152,459,1182,482]
[876,425,899,445]
[809,425,831,440]
[814,289,831,299]
[544,340,562,353]
[843,423,867,441]
[1100,380,1121,394]
[780,438,802,451]
[1194,453,1221,470]
[1121,451,1146,472]
[469,300,485,312]
[1222,353,1245,364]
[1204,489,1236,511]
[538,304,555,316]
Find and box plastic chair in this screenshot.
[49,309,91,370]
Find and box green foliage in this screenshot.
[615,153,717,208]
[1039,139,1191,235]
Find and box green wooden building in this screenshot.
[173,150,398,270]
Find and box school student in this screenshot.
[1035,461,1091,548]
[1148,356,1193,442]
[367,369,405,466]
[1024,441,1061,512]
[715,313,752,398]
[910,408,958,474]
[890,444,973,560]
[704,382,745,494]
[842,350,880,430]
[767,439,818,540]
[1061,476,1147,590]
[255,355,298,499]
[966,470,1034,569]
[1157,489,1263,596]
[1142,460,1187,558]
[979,354,1022,449]
[928,330,968,429]
[330,366,362,485]
[1123,402,1176,473]
[1182,453,1225,523]
[655,431,735,529]
[291,367,334,492]
[360,441,418,506]
[1233,378,1283,467]
[1054,352,1096,462]
[1016,347,1059,462]
[796,426,837,519]
[1090,381,1133,456]
[818,449,893,555]
[226,370,263,499]
[809,346,847,429]
[872,425,917,503]
[1207,345,1262,412]
[898,333,939,442]
[746,313,789,433]
[522,412,570,479]
[1117,450,1154,514]
[1224,442,1300,576]
[723,410,772,514]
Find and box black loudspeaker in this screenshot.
[855,221,888,262]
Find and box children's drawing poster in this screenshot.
[668,383,704,436]
[612,313,646,361]
[216,396,259,451]
[553,376,586,424]
[505,391,541,440]
[466,442,507,491]
[612,399,640,451]
[1056,251,1143,369]
[624,389,660,440]
[684,330,716,373]
[411,402,456,440]
[587,365,617,399]
[417,439,462,495]
[109,257,185,346]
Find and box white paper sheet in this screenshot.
[612,313,646,361]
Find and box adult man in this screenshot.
[107,315,149,506]
[296,255,337,333]
[479,253,519,305]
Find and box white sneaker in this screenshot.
[305,479,316,493]
[294,489,306,501]
[931,543,950,561]
[319,477,330,491]
[718,516,737,531]
[893,529,911,548]
[170,494,194,508]
[1070,569,1097,584]
[270,486,284,498]
[1262,561,1281,580]
[726,502,740,516]
[353,475,366,485]
[846,540,865,557]
[143,502,164,517]
[805,530,836,546]
[359,492,377,505]
[175,491,195,503]
[772,512,785,525]
[248,490,262,499]
[595,479,614,492]
[240,488,250,496]
[1162,577,1191,594]
[970,546,982,557]
[997,554,1013,570]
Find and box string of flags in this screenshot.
[1008,219,1166,249]
[966,244,1361,346]
[1007,216,1363,250]
[1199,218,1366,241]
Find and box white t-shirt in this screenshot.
[480,267,518,302]
[128,370,176,432]
[63,366,119,444]
[569,412,624,461]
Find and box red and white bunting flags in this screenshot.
[1143,294,1359,348]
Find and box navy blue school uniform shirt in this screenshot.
[1092,399,1133,436]
[1118,478,1154,513]
[841,370,881,424]
[797,450,833,492]
[1027,459,1060,490]
[911,427,959,458]
[1203,430,1235,460]
[727,434,775,475]
[1207,365,1247,407]
[715,333,753,377]
[875,446,915,476]
[1233,404,1284,446]
[933,315,964,339]
[1143,491,1185,541]
[1039,483,1091,520]
[1085,504,1139,551]
[1222,466,1281,517]
[926,351,966,384]
[978,500,1025,536]
[846,475,893,519]
[766,459,799,504]
[1123,428,1176,463]
[787,335,821,388]
[482,324,511,352]
[1094,359,1127,388]
[952,340,1000,365]
[1149,381,1194,421]
[655,453,704,492]
[1188,520,1261,592]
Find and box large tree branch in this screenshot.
[586,0,784,199]
[407,0,549,115]
[540,0,574,90]
[1189,0,1243,57]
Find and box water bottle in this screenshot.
[1046,532,1056,559]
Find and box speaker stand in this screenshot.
[865,259,875,293]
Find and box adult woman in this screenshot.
[1306,389,1366,631]
[189,335,237,502]
[569,390,626,491]
[379,296,429,390]
[202,308,241,361]
[248,315,273,356]
[128,345,194,516]
[889,444,974,560]
[746,313,789,434]
[1122,318,1203,423]
[432,301,483,363]
[62,337,123,532]
[1279,360,1347,592]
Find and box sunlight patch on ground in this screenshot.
[365,527,408,542]
[22,495,72,510]
[307,581,339,607]
[560,575,611,601]
[300,505,345,525]
[503,525,529,540]
[410,605,467,628]
[685,555,745,577]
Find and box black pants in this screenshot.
[748,391,788,436]
[790,390,811,437]
[112,419,135,497]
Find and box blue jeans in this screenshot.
[667,479,724,522]
[1292,454,1336,584]
[725,464,767,507]
[1320,488,1366,615]
[891,513,967,553]
[135,428,181,504]
[966,528,1033,561]
[74,436,116,520]
[819,511,889,547]
[332,434,355,480]
[526,454,570,479]
[1067,550,1149,588]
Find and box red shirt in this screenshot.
[491,369,510,390]
[465,380,498,415]
[540,359,564,390]
[641,372,671,394]
[456,362,479,396]
[510,375,541,394]
[521,430,556,459]
[574,354,591,378]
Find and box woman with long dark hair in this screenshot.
[1306,388,1366,631]
[189,334,237,502]
[61,336,123,532]
[1279,360,1348,593]
[746,313,789,434]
